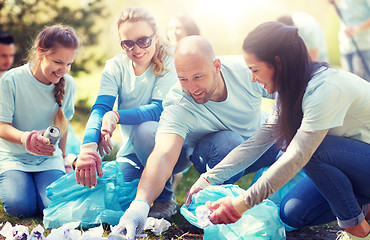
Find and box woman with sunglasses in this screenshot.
[185,21,370,239]
[75,7,178,218]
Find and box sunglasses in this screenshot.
[120,33,156,51]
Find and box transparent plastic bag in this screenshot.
[181,185,286,240]
[43,161,138,229]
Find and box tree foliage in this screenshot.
[0,0,108,74]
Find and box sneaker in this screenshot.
[148,199,177,219]
[337,231,370,240]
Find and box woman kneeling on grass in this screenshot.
[0,25,78,217]
[186,21,370,240]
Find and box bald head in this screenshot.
[174,35,215,63]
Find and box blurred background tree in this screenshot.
[0,0,108,75]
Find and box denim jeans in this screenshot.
[341,50,370,82]
[191,131,280,184]
[280,136,370,229]
[0,169,64,217]
[117,121,191,202]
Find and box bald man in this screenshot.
[0,32,15,78]
[117,36,279,239]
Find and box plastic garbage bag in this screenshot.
[181,185,286,240]
[43,161,139,229]
[66,124,81,156]
[252,167,307,232]
[251,167,306,206]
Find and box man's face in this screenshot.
[175,54,219,104]
[0,43,15,72]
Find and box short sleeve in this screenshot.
[98,57,123,97]
[0,73,15,123]
[62,75,76,121]
[151,56,178,100]
[301,82,351,131]
[157,103,195,140]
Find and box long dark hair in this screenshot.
[243,22,328,149]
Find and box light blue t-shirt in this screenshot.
[300,67,370,144]
[338,0,370,54]
[0,63,76,174]
[98,54,178,157]
[292,12,329,62]
[158,55,270,155]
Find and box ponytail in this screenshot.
[53,77,68,136]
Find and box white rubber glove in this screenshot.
[113,200,150,240]
[21,130,55,156]
[98,111,120,157]
[185,174,211,206]
[75,142,103,188]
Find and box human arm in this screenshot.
[345,18,370,37]
[98,99,164,156]
[117,133,184,239]
[308,47,320,62]
[0,121,55,156]
[58,124,68,157]
[75,95,115,187]
[209,129,329,224]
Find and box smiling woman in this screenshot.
[0,24,79,218]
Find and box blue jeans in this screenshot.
[0,170,64,217]
[191,131,280,184]
[280,136,370,229]
[117,121,191,202]
[341,50,370,82]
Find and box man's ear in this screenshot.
[213,58,221,73]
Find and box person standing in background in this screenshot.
[0,32,15,78]
[329,0,370,81]
[167,13,200,46]
[277,12,329,62]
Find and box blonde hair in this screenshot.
[116,7,170,77]
[30,25,79,136]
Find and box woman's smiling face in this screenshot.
[243,51,276,94]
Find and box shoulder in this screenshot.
[1,64,30,84]
[62,74,76,90]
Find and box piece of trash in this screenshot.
[195,205,213,228]
[29,225,46,240]
[80,224,107,240]
[0,222,29,240]
[143,217,171,236]
[46,221,81,240]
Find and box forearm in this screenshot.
[59,129,67,156]
[354,18,370,34]
[135,133,184,205]
[117,99,163,125]
[83,95,115,144]
[136,151,178,205]
[204,122,277,185]
[238,129,328,212]
[0,122,24,144]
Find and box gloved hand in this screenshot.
[112,200,150,240]
[21,130,55,156]
[98,111,120,157]
[206,196,243,224]
[184,174,211,206]
[75,142,103,188]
